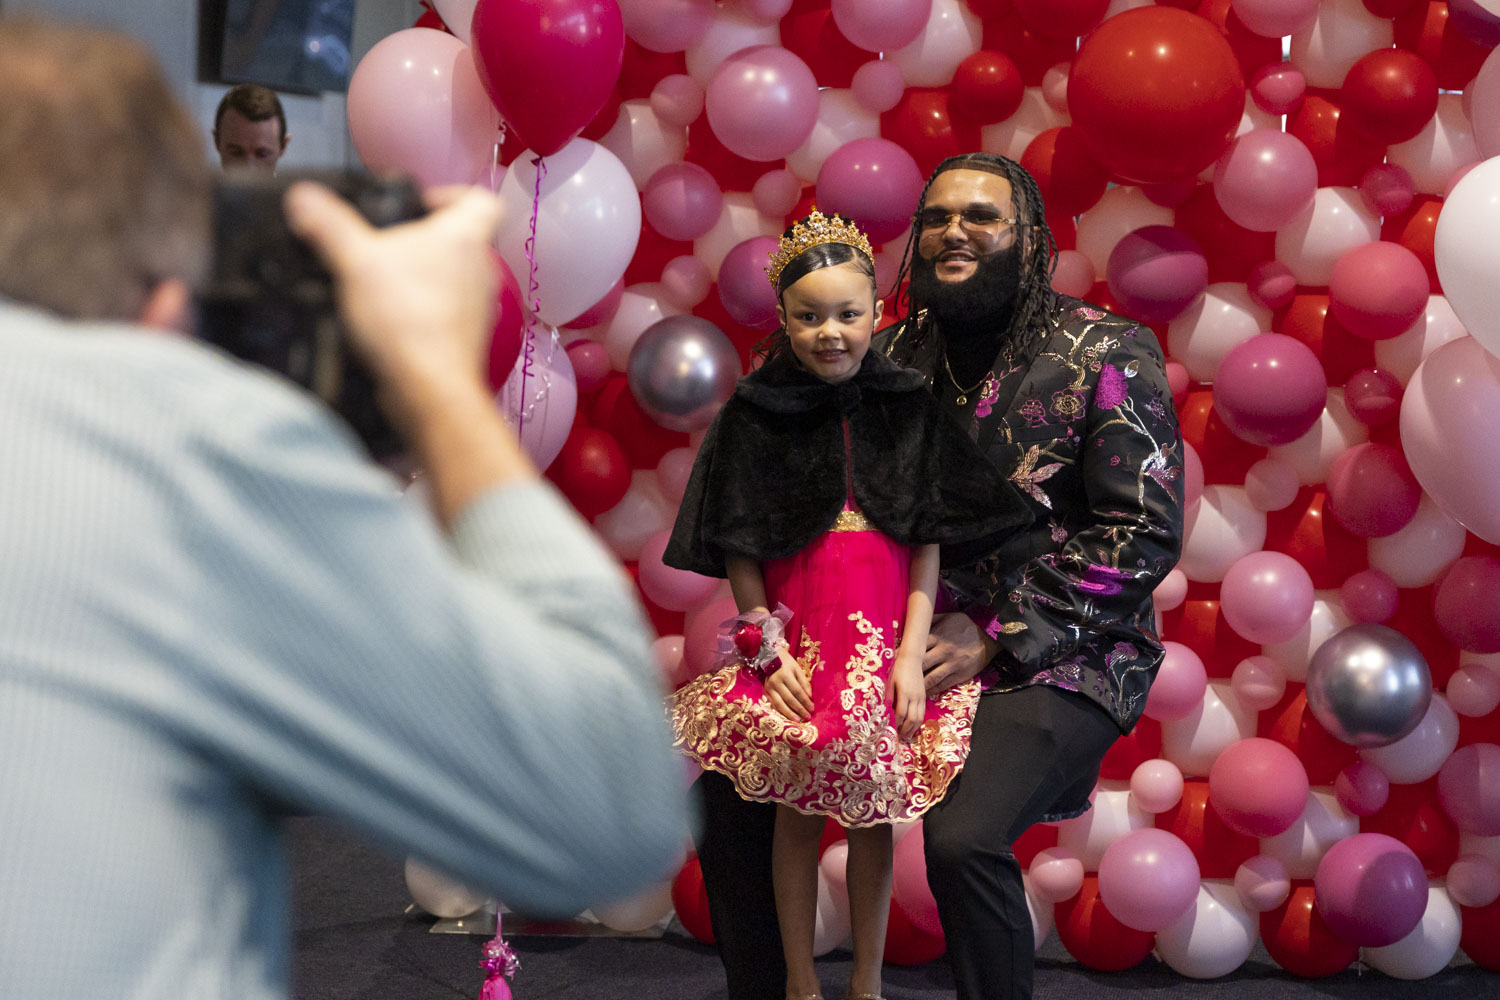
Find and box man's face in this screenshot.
[214,108,287,171]
[915,169,1019,284]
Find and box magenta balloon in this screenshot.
[705,46,820,162]
[1220,550,1315,644]
[1313,833,1427,947]
[816,138,925,245]
[1438,743,1500,835]
[1329,242,1430,341]
[1451,0,1500,46]
[1339,568,1399,624]
[643,162,724,242]
[832,0,932,53]
[717,236,782,329]
[1143,641,1207,722]
[1207,737,1310,838]
[1249,64,1305,116]
[1105,225,1209,324]
[471,0,625,157]
[1325,442,1421,538]
[1334,760,1390,817]
[1359,163,1417,219]
[1433,555,1500,653]
[1096,829,1200,932]
[566,340,612,393]
[1211,129,1318,232]
[1400,337,1500,544]
[1247,260,1296,311]
[618,0,713,53]
[1343,367,1402,426]
[1212,333,1327,446]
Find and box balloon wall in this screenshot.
[376,0,1500,979]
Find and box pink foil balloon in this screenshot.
[1143,641,1208,722]
[1437,743,1500,835]
[650,73,706,127]
[1212,333,1328,446]
[1096,828,1201,932]
[832,0,932,52]
[1104,225,1209,324]
[1246,260,1296,312]
[1249,64,1305,116]
[1359,163,1416,219]
[851,59,906,115]
[1339,568,1399,624]
[1433,556,1500,653]
[1329,242,1430,341]
[1230,655,1286,712]
[1211,129,1318,233]
[1220,550,1315,644]
[1400,336,1500,545]
[717,236,782,329]
[705,46,820,161]
[1333,760,1390,817]
[1234,854,1291,913]
[1324,442,1421,538]
[1208,737,1310,838]
[644,162,724,242]
[815,137,925,245]
[1343,367,1402,426]
[1313,833,1427,947]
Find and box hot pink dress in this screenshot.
[670,506,980,828]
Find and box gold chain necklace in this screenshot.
[942,351,989,406]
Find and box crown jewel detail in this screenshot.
[765,210,875,288]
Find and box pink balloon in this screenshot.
[1130,758,1185,814]
[816,138,925,245]
[1104,225,1209,324]
[1212,129,1318,233]
[832,0,932,53]
[644,162,724,242]
[1325,442,1421,538]
[1230,0,1318,38]
[471,0,625,157]
[892,823,942,937]
[718,236,782,329]
[1143,641,1207,722]
[1208,737,1310,838]
[567,278,625,330]
[638,530,721,611]
[1359,163,1417,219]
[1248,63,1305,116]
[1447,664,1500,717]
[1437,743,1500,835]
[1182,440,1204,513]
[655,446,698,504]
[1220,550,1315,644]
[1243,457,1299,512]
[1339,568,1399,624]
[683,595,739,676]
[1433,556,1500,653]
[1343,367,1402,426]
[1234,854,1290,913]
[619,0,713,53]
[1400,336,1500,544]
[1165,360,1190,405]
[660,255,712,310]
[565,340,612,393]
[1154,568,1188,612]
[1313,833,1427,947]
[650,73,705,127]
[705,46,820,161]
[347,29,500,189]
[1096,828,1201,932]
[1246,260,1297,312]
[851,59,906,115]
[653,633,689,690]
[1448,854,1500,909]
[1329,242,1430,342]
[1231,655,1286,712]
[1333,760,1390,817]
[1212,333,1327,446]
[1051,249,1096,298]
[751,169,803,218]
[1029,847,1085,903]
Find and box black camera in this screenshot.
[198,170,425,460]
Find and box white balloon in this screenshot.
[1160,681,1258,778]
[1367,494,1469,589]
[1374,296,1469,387]
[684,7,780,87]
[1274,186,1381,287]
[1287,0,1393,90]
[1154,879,1258,980]
[981,87,1068,164]
[1360,695,1459,785]
[785,89,880,183]
[1472,45,1500,159]
[431,0,478,43]
[887,0,982,88]
[1166,282,1272,384]
[591,879,675,932]
[1435,156,1500,360]
[495,139,642,327]
[1023,873,1056,951]
[694,192,781,277]
[1179,486,1267,584]
[1055,784,1149,870]
[1448,663,1500,718]
[598,99,689,190]
[499,329,577,472]
[404,857,488,918]
[1257,789,1358,879]
[595,470,673,560]
[813,871,852,956]
[1260,592,1352,683]
[1362,885,1461,981]
[603,284,683,372]
[1075,186,1174,277]
[1388,95,1479,197]
[1266,389,1370,486]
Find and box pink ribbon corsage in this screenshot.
[713,602,793,677]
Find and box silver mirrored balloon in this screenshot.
[626,315,741,432]
[1305,623,1432,748]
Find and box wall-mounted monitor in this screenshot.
[199,0,356,94]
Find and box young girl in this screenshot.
[664,212,1030,1000]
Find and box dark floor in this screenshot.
[290,816,1497,1000]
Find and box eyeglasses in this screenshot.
[915,208,1023,235]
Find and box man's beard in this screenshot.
[909,240,1025,346]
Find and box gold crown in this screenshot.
[765,210,874,289]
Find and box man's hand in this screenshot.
[923,612,999,695]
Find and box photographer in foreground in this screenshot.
[0,18,687,1000]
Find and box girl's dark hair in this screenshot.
[887,152,1059,348]
[754,222,877,362]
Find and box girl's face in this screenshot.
[776,261,883,384]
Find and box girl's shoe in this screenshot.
[846,993,885,1000]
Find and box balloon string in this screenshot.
[517,154,546,437]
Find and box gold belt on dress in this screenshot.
[832,509,874,532]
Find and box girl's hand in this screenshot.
[888,650,927,741]
[765,649,813,721]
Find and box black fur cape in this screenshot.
[663,348,1032,578]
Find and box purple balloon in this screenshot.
[1313,833,1427,947]
[718,236,782,329]
[815,137,925,245]
[1105,225,1208,324]
[1212,333,1328,446]
[1212,128,1318,233]
[705,45,820,162]
[642,162,723,242]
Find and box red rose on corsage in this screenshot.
[733,623,764,659]
[712,602,794,677]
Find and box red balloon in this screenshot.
[1263,488,1368,591]
[1069,8,1245,183]
[781,6,866,90]
[1461,895,1500,969]
[471,0,625,156]
[1339,49,1440,145]
[950,50,1026,125]
[617,40,684,99]
[1158,600,1263,677]
[1054,876,1156,971]
[1172,184,1277,284]
[1381,194,1444,294]
[1013,0,1110,39]
[1385,584,1460,689]
[1261,686,1359,786]
[1286,94,1388,189]
[1395,0,1491,91]
[1020,127,1110,218]
[588,374,690,467]
[1194,0,1285,79]
[1157,780,1260,878]
[1274,294,1376,387]
[485,257,527,391]
[683,118,766,195]
[670,857,715,944]
[880,89,983,178]
[1366,0,1423,15]
[1361,779,1460,875]
[579,84,624,141]
[1012,822,1061,869]
[980,10,1081,86]
[1174,390,1265,486]
[883,896,947,965]
[547,426,631,518]
[1260,883,1358,977]
[1098,716,1163,780]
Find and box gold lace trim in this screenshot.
[832,509,874,532]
